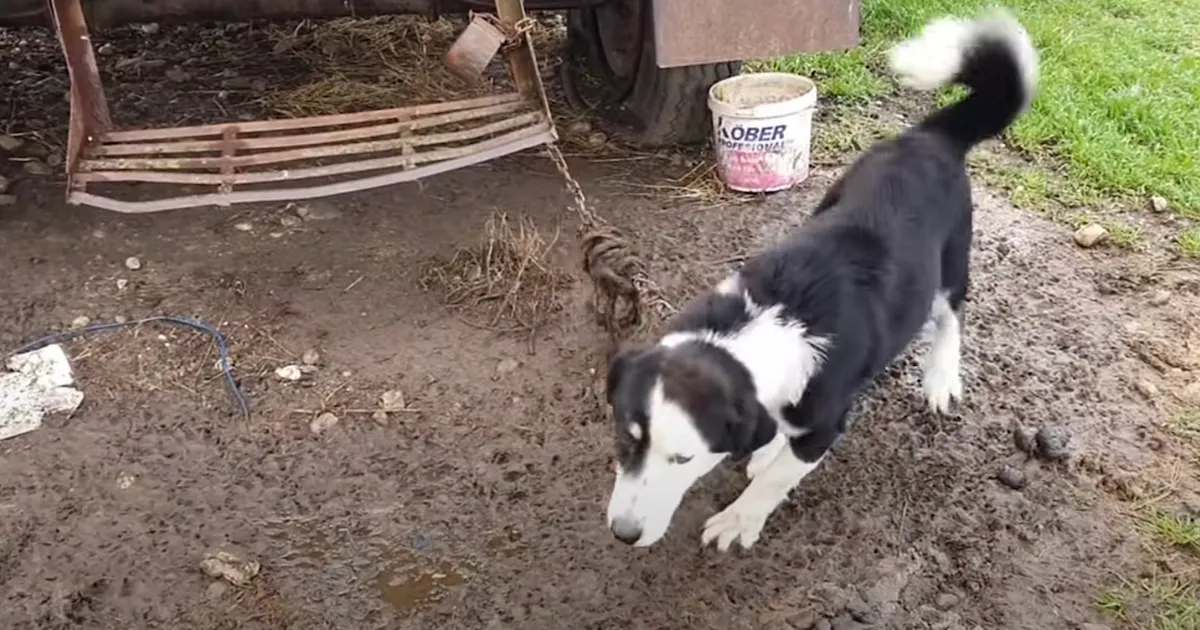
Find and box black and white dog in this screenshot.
[603,10,1039,550]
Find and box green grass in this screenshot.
[758,0,1200,217]
[1180,229,1200,258]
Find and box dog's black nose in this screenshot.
[610,519,642,545]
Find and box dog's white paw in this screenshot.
[923,362,963,414]
[701,503,768,552]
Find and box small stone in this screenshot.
[0,134,23,152]
[310,412,339,434]
[233,221,253,232]
[200,549,259,586]
[116,278,129,291]
[1035,425,1072,461]
[1135,379,1159,399]
[1073,224,1108,248]
[124,256,142,270]
[274,365,303,382]
[70,315,91,329]
[496,358,519,374]
[829,613,868,630]
[0,194,15,206]
[1149,289,1172,306]
[206,580,229,600]
[786,610,819,629]
[301,349,321,365]
[114,315,128,324]
[1181,381,1200,404]
[997,464,1027,489]
[380,389,406,411]
[1150,195,1170,213]
[279,214,301,227]
[97,42,115,55]
[138,22,161,35]
[22,160,51,176]
[845,598,878,624]
[294,200,342,221]
[585,131,607,149]
[566,120,592,136]
[934,592,960,610]
[0,174,11,193]
[1012,423,1037,454]
[372,410,389,425]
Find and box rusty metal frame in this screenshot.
[49,0,558,214]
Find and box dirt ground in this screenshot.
[3,15,1200,630]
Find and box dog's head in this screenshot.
[603,339,777,547]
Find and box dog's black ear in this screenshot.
[605,346,640,405]
[728,394,777,459]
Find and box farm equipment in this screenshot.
[1,0,860,213]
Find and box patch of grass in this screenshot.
[1179,229,1200,259]
[1097,590,1130,619]
[1100,577,1200,630]
[759,0,1200,217]
[1149,512,1200,551]
[1167,409,1200,444]
[1103,221,1144,250]
[1144,577,1200,630]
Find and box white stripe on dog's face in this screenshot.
[606,381,727,547]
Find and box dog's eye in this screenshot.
[668,454,694,465]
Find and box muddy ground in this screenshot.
[3,16,1200,630]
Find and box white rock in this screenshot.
[1182,381,1200,405]
[301,349,321,365]
[1149,290,1171,306]
[274,365,303,382]
[1,344,85,441]
[234,222,253,232]
[200,549,259,586]
[124,256,142,271]
[310,412,339,434]
[1073,224,1108,248]
[70,316,91,329]
[0,134,23,152]
[496,358,519,374]
[1135,380,1159,399]
[372,410,389,425]
[1150,196,1170,213]
[380,389,406,411]
[116,278,129,291]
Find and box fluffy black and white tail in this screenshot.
[888,9,1039,152]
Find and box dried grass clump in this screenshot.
[421,210,572,334]
[265,16,498,117]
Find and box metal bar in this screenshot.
[77,122,550,185]
[95,100,532,156]
[84,111,544,171]
[68,128,556,213]
[100,93,524,143]
[3,0,476,28]
[48,0,113,186]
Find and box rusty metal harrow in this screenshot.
[48,0,558,213]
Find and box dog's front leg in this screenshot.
[703,440,824,552]
[703,385,851,552]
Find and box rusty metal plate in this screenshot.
[651,0,861,68]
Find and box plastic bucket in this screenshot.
[707,73,817,193]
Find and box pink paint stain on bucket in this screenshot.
[708,73,817,193]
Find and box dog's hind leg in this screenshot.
[923,212,971,414]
